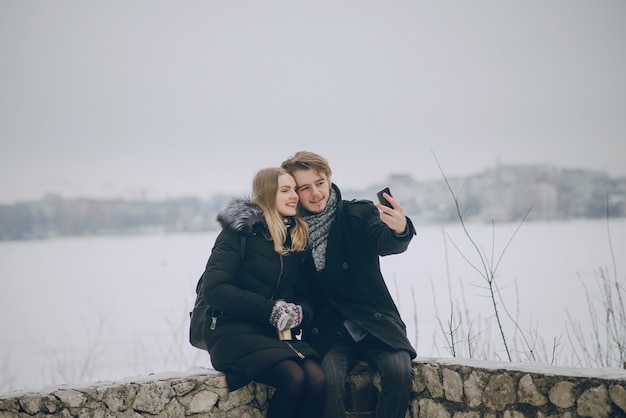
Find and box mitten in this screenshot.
[270,301,292,330]
[270,301,303,330]
[287,303,303,328]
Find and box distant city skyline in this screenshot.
[3,160,622,205]
[1,1,625,204]
[0,153,626,205]
[2,162,623,241]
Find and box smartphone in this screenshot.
[377,187,393,208]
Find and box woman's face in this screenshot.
[275,173,299,217]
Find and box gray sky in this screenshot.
[1,1,625,204]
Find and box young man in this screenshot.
[281,151,417,418]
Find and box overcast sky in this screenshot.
[1,1,625,204]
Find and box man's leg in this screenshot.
[361,340,412,418]
[320,338,357,418]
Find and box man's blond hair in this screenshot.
[281,151,332,179]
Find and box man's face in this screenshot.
[291,169,331,214]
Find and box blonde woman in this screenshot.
[199,167,325,418]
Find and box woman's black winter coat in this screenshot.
[303,185,418,359]
[200,199,318,390]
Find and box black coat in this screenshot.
[304,185,417,358]
[201,199,319,390]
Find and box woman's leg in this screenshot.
[295,359,326,418]
[255,359,306,418]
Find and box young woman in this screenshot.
[200,167,325,418]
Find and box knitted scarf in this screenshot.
[301,187,339,271]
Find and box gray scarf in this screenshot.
[301,188,339,271]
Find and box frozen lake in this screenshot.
[1,218,625,393]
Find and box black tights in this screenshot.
[255,358,326,418]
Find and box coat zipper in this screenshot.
[284,341,305,359]
[270,254,284,300]
[273,254,302,359]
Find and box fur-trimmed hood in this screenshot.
[216,198,265,234]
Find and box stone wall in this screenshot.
[1,358,625,418]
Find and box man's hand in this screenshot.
[376,191,407,234]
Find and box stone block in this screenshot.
[482,373,515,412]
[577,385,610,418]
[423,363,444,398]
[548,380,576,408]
[442,367,463,402]
[518,374,547,406]
[609,384,626,414]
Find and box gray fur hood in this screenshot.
[216,198,265,234]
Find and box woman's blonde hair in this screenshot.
[252,167,309,254]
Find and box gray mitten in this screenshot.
[270,301,303,330]
[287,303,303,328]
[270,301,292,330]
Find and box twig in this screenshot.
[433,151,534,361]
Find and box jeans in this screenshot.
[320,334,412,418]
